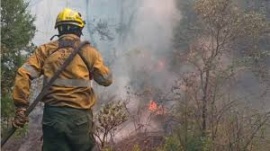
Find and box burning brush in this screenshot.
[148,100,166,115]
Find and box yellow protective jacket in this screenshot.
[12,34,112,109]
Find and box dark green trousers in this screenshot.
[42,105,95,151]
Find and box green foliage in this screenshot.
[184,137,207,151]
[163,135,182,151]
[1,95,28,137]
[159,134,212,151]
[1,0,36,49]
[1,96,15,118]
[1,0,36,136]
[1,93,15,134]
[1,0,36,96]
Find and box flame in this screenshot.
[148,100,166,115]
[149,100,158,111]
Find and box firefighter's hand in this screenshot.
[12,108,28,128]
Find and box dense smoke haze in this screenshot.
[9,0,267,150]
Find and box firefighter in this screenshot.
[12,8,112,151]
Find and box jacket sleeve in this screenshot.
[12,46,46,108]
[91,48,112,87]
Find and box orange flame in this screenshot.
[148,100,166,115]
[149,100,158,111]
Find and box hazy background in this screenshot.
[4,0,267,150]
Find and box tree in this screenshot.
[1,0,36,131]
[170,0,270,150]
[193,0,267,135]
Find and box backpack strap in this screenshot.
[48,39,93,79]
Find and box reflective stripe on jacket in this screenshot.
[12,34,112,109]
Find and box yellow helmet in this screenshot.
[55,8,85,28]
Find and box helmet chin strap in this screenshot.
[50,34,60,41]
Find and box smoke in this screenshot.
[89,0,182,141]
[103,0,181,142]
[23,0,181,146]
[106,0,181,98]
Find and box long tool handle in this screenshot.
[1,41,90,147]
